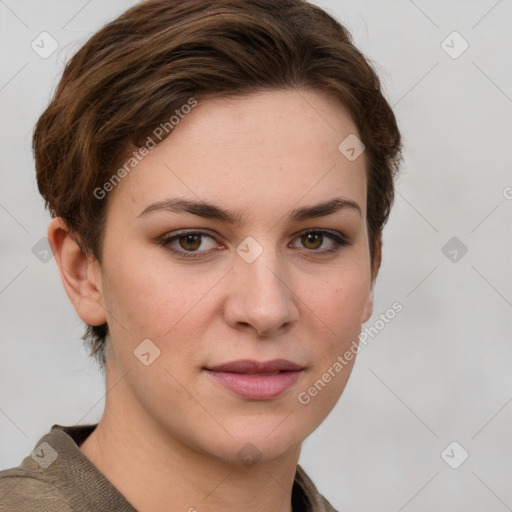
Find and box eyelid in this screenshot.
[295,227,349,243]
[158,230,221,259]
[290,228,349,251]
[159,228,349,259]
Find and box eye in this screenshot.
[159,229,349,260]
[290,229,349,253]
[159,231,220,259]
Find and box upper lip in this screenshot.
[205,359,303,373]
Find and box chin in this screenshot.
[201,415,306,465]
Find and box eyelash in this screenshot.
[158,229,349,260]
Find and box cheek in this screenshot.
[299,261,371,387]
[106,265,214,339]
[294,267,370,413]
[99,241,215,342]
[303,263,371,331]
[102,231,371,343]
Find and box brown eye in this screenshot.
[290,230,349,254]
[159,231,219,259]
[178,234,202,251]
[301,232,323,249]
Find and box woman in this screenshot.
[0,0,401,510]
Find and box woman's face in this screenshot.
[95,89,375,464]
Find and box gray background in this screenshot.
[1,1,511,510]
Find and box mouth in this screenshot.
[203,359,304,400]
[205,358,303,374]
[238,370,281,376]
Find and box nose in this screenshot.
[223,245,298,338]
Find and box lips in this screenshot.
[204,359,304,400]
[206,359,303,374]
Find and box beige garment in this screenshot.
[0,424,338,512]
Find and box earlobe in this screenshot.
[362,234,382,324]
[47,217,107,327]
[362,281,375,324]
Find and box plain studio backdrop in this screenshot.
[1,1,511,511]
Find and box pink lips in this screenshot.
[204,359,304,400]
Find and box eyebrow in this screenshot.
[137,197,361,224]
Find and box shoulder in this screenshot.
[316,493,339,512]
[0,466,72,512]
[295,464,340,512]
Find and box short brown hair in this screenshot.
[33,0,402,372]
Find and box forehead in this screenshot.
[106,89,367,222]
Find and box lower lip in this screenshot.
[204,369,303,400]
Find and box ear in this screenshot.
[362,233,382,323]
[47,217,107,327]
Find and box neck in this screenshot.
[79,391,300,512]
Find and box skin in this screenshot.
[48,88,381,512]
